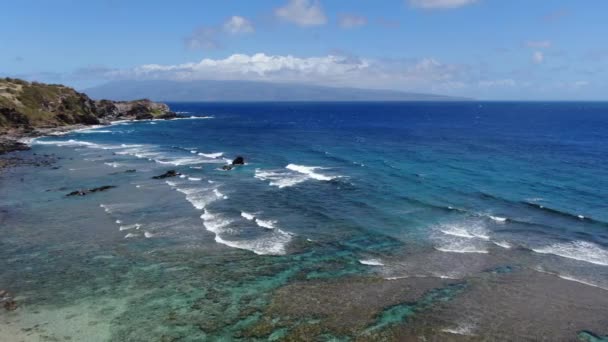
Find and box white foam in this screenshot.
[156,157,206,166]
[144,231,155,238]
[286,164,338,181]
[241,212,255,220]
[124,233,138,238]
[488,215,507,223]
[578,215,585,219]
[80,129,112,134]
[119,224,141,231]
[177,187,218,210]
[359,259,384,266]
[439,224,489,241]
[188,177,202,181]
[104,162,121,168]
[254,169,308,188]
[179,174,186,178]
[190,150,197,154]
[435,247,489,254]
[534,267,608,291]
[255,219,276,229]
[493,241,512,249]
[115,220,122,224]
[198,152,224,158]
[532,241,608,266]
[202,209,291,255]
[213,188,228,199]
[442,323,476,336]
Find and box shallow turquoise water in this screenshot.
[2,102,608,340]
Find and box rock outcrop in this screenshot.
[66,185,116,197]
[0,78,177,135]
[152,170,181,179]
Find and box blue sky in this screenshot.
[2,0,607,100]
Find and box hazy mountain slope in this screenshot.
[85,80,468,102]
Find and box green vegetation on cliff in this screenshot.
[0,78,176,133]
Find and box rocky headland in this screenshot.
[0,77,177,156]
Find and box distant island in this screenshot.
[0,78,176,155]
[85,80,469,102]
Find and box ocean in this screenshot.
[1,102,608,340]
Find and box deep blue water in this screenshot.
[4,101,608,340]
[40,102,608,260]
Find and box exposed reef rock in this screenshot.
[232,156,245,165]
[152,170,181,179]
[0,290,18,311]
[66,185,116,197]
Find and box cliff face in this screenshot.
[0,78,176,134]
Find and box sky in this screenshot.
[1,0,607,100]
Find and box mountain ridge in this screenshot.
[85,80,470,102]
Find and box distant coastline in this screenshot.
[84,80,471,102]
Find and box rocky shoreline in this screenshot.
[1,78,179,162]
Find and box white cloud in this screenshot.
[338,14,367,29]
[409,0,478,9]
[101,53,472,93]
[532,51,544,64]
[275,0,327,27]
[526,40,552,49]
[223,16,254,34]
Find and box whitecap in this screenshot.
[286,164,338,181]
[255,219,276,229]
[534,267,608,291]
[359,259,384,266]
[435,247,489,254]
[104,162,121,168]
[213,188,228,199]
[254,169,308,188]
[124,233,138,238]
[532,241,608,266]
[493,241,512,249]
[241,212,255,220]
[198,152,224,158]
[188,177,202,181]
[202,209,291,255]
[442,323,476,336]
[119,224,141,231]
[144,231,155,238]
[488,215,507,223]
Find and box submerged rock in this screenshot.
[0,290,17,311]
[66,185,116,196]
[222,165,234,171]
[152,170,180,179]
[232,156,245,165]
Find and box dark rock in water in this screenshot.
[66,185,116,197]
[3,299,17,311]
[222,165,234,171]
[1,290,17,311]
[232,156,245,165]
[152,170,180,179]
[0,139,30,155]
[111,169,136,175]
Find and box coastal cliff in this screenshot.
[0,78,177,154]
[0,78,176,132]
